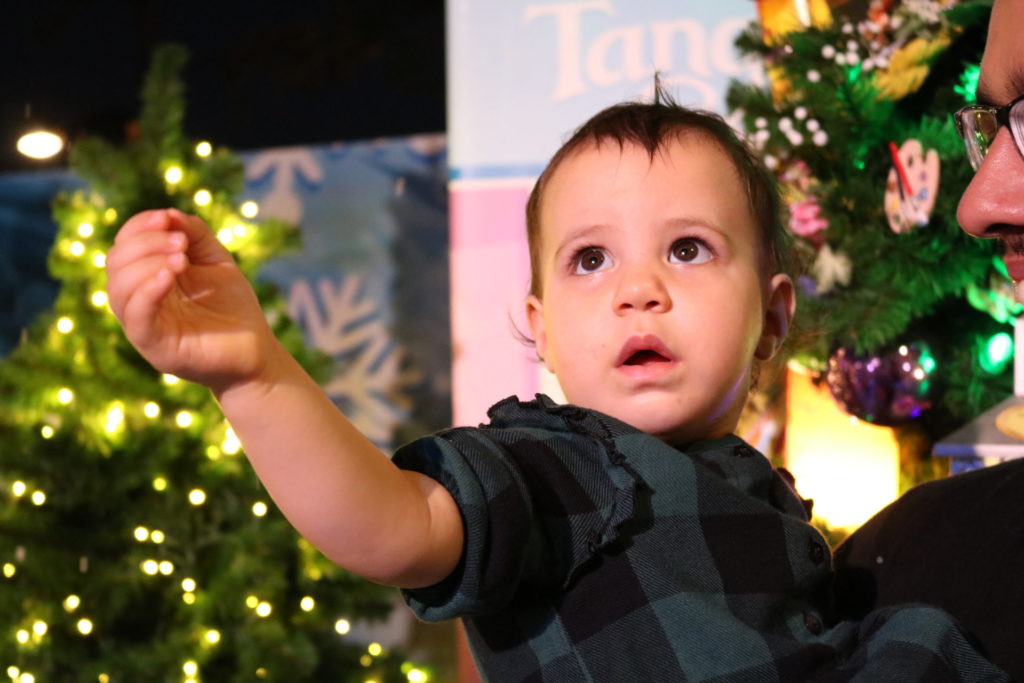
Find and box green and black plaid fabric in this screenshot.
[394,395,1007,682]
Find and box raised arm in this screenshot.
[105,209,463,588]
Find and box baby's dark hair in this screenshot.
[525,87,795,298]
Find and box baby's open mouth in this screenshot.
[623,350,671,365]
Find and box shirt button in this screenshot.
[732,444,757,458]
[804,613,823,635]
[808,541,825,564]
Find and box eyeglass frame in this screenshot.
[953,93,1024,171]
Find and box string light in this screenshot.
[368,643,383,657]
[406,669,428,683]
[105,403,125,434]
[182,661,198,677]
[245,595,259,609]
[144,402,161,418]
[255,602,272,617]
[40,425,54,439]
[159,561,174,575]
[6,668,18,680]
[56,317,74,334]
[164,167,184,184]
[141,560,159,575]
[182,578,196,592]
[77,619,93,635]
[360,656,373,667]
[240,201,259,218]
[175,411,193,428]
[153,476,169,491]
[30,491,45,506]
[151,530,165,543]
[193,189,212,206]
[300,596,315,611]
[103,208,117,223]
[90,291,108,307]
[222,428,241,454]
[77,223,94,238]
[188,489,206,506]
[232,223,248,238]
[64,595,81,612]
[31,621,47,637]
[183,592,196,605]
[216,228,235,245]
[99,675,110,683]
[204,629,220,644]
[92,253,106,268]
[69,241,85,257]
[18,673,35,683]
[16,629,29,644]
[196,142,212,157]
[12,481,27,496]
[57,388,74,405]
[335,619,351,635]
[134,526,150,542]
[162,374,180,385]
[3,563,15,578]
[252,501,268,517]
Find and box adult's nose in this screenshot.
[957,129,1024,239]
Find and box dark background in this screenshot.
[0,0,447,173]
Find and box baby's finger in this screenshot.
[107,252,186,322]
[119,266,178,350]
[164,209,232,266]
[106,230,187,274]
[113,209,176,246]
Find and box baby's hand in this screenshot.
[106,209,277,393]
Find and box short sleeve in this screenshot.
[392,415,640,622]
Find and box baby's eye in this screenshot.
[669,238,713,264]
[572,247,613,274]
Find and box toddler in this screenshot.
[106,93,1006,681]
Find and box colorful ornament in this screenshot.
[825,343,936,425]
[789,197,829,237]
[885,139,940,233]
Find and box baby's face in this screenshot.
[526,137,791,444]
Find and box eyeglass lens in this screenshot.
[959,99,1024,171]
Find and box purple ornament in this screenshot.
[825,343,935,425]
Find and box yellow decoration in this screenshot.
[874,36,952,100]
[784,364,899,530]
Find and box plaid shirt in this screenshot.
[394,395,1006,682]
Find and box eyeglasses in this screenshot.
[954,94,1024,171]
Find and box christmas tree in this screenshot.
[727,0,1011,478]
[0,44,432,683]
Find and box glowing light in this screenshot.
[159,561,174,575]
[77,618,93,635]
[30,491,45,506]
[144,402,161,418]
[368,642,383,656]
[183,592,196,605]
[300,596,315,611]
[69,241,85,257]
[32,621,46,637]
[104,208,117,223]
[784,365,899,530]
[222,428,241,454]
[142,560,159,575]
[56,317,74,333]
[252,501,268,517]
[99,675,110,683]
[182,578,196,592]
[164,166,184,184]
[196,141,213,157]
[981,332,1014,374]
[134,526,150,542]
[57,387,74,405]
[245,595,260,609]
[153,476,168,491]
[193,189,212,206]
[217,228,234,244]
[40,425,54,439]
[256,669,267,679]
[17,130,63,159]
[240,201,259,218]
[360,655,373,667]
[12,481,27,496]
[19,673,35,683]
[162,373,180,385]
[16,629,29,644]
[151,530,165,544]
[64,595,81,612]
[93,253,106,268]
[183,661,198,677]
[205,629,220,644]
[232,223,248,238]
[91,291,109,307]
[175,411,193,428]
[77,222,95,238]
[205,445,222,460]
[407,669,428,683]
[6,668,17,680]
[188,489,206,506]
[3,563,15,578]
[255,602,272,617]
[335,619,351,635]
[105,403,125,434]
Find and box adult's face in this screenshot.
[956,0,1024,299]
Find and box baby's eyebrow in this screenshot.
[552,225,606,259]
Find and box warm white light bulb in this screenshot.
[252,501,268,517]
[141,560,159,575]
[164,167,183,184]
[90,291,108,307]
[32,621,47,636]
[188,489,206,506]
[205,629,220,644]
[16,629,29,644]
[57,387,74,405]
[196,141,212,157]
[175,411,193,428]
[217,228,234,245]
[69,241,85,257]
[134,527,149,542]
[255,602,272,617]
[335,619,351,635]
[40,425,55,439]
[30,491,45,506]
[182,578,196,592]
[368,642,383,656]
[162,373,180,385]
[153,476,168,491]
[77,222,94,238]
[77,618,93,635]
[183,661,198,677]
[240,201,259,218]
[3,563,16,578]
[194,189,212,206]
[92,253,106,268]
[158,561,174,575]
[12,481,27,497]
[17,130,64,159]
[144,402,161,418]
[150,530,165,544]
[64,595,80,612]
[56,317,74,334]
[300,596,315,611]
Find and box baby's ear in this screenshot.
[755,273,796,361]
[525,295,554,372]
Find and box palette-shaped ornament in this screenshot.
[885,139,940,234]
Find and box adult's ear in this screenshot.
[755,273,796,361]
[525,294,554,372]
